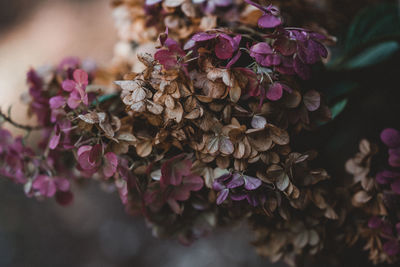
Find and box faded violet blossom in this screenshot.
[368,217,400,256]
[249,29,327,80]
[48,119,74,150]
[381,128,400,167]
[212,172,262,205]
[154,31,186,70]
[27,69,51,126]
[146,154,204,214]
[62,69,89,109]
[32,175,70,198]
[189,32,242,67]
[244,0,282,28]
[77,144,118,178]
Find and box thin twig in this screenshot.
[0,108,42,131]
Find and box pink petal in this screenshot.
[154,49,178,70]
[266,83,283,101]
[77,145,92,157]
[89,144,102,165]
[73,69,89,86]
[49,131,61,150]
[62,80,76,92]
[103,152,118,178]
[54,178,70,192]
[67,91,81,109]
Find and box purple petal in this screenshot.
[293,55,311,80]
[226,50,242,68]
[381,128,400,148]
[216,188,229,205]
[230,194,247,201]
[266,83,283,101]
[244,175,262,190]
[49,96,66,109]
[154,49,178,70]
[216,173,232,182]
[274,37,296,56]
[368,216,383,229]
[391,180,400,194]
[192,32,217,42]
[262,54,281,66]
[383,240,400,256]
[389,154,400,167]
[215,37,234,60]
[258,14,282,28]
[226,173,244,189]
[246,194,259,206]
[250,42,272,55]
[212,181,226,191]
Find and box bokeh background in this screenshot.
[0,1,283,266]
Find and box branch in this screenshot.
[0,108,42,131]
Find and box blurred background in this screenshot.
[0,1,282,266]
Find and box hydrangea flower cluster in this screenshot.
[346,128,400,264]
[0,0,398,266]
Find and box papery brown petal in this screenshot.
[229,83,241,103]
[78,112,100,124]
[247,130,273,152]
[284,90,302,108]
[181,2,196,17]
[216,156,230,169]
[269,125,290,145]
[352,191,372,205]
[99,121,115,138]
[131,101,146,112]
[136,140,153,157]
[146,100,164,115]
[165,102,183,123]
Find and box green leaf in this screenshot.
[341,41,400,69]
[345,3,400,53]
[329,3,400,70]
[91,93,119,106]
[330,98,348,120]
